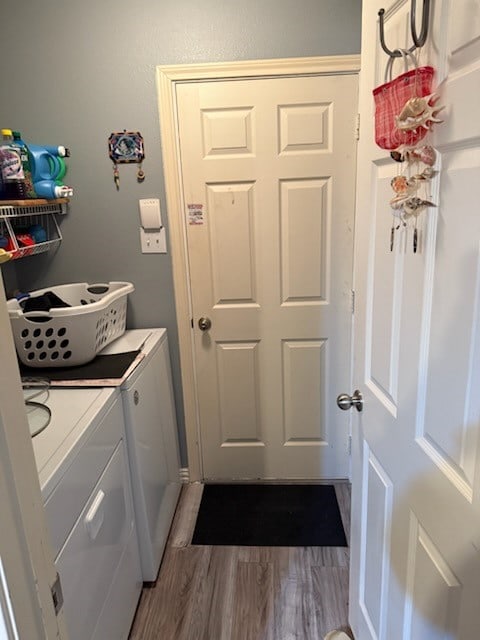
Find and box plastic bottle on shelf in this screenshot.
[32,180,72,199]
[0,129,27,199]
[28,144,68,182]
[12,131,37,198]
[27,143,73,199]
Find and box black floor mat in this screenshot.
[192,484,348,547]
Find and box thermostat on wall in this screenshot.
[138,198,166,253]
[139,198,162,230]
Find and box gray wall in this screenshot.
[0,0,361,467]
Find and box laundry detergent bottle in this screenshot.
[0,129,27,199]
[28,144,73,199]
[12,131,37,198]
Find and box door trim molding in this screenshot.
[156,55,361,482]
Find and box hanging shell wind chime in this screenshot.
[373,2,445,253]
[388,90,444,252]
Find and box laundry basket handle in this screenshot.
[22,311,52,320]
[87,283,111,294]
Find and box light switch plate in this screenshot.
[140,227,167,253]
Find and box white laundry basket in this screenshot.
[7,282,134,368]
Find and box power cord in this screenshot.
[22,378,51,437]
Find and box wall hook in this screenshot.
[378,0,431,58]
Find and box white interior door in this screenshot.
[0,274,67,639]
[350,1,480,638]
[176,73,358,480]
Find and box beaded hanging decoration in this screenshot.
[108,130,145,190]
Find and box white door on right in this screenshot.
[350,2,480,639]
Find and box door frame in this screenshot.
[156,55,361,482]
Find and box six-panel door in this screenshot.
[177,74,358,479]
[351,2,480,638]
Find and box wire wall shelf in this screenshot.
[0,200,67,261]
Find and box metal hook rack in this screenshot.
[378,0,431,58]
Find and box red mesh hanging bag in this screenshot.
[373,50,435,150]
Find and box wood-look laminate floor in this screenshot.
[129,483,353,640]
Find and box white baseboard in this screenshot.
[179,467,190,483]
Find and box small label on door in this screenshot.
[187,203,204,225]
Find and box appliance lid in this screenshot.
[100,328,166,356]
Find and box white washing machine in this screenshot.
[101,328,182,582]
[32,386,142,640]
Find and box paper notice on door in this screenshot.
[187,204,204,225]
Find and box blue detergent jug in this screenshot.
[28,144,73,198]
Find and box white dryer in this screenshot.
[101,329,182,582]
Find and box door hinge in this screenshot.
[191,318,194,329]
[51,573,63,615]
[348,435,352,456]
[355,113,360,141]
[351,290,355,314]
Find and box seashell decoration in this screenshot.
[402,145,437,166]
[403,197,436,217]
[389,168,437,214]
[391,175,411,194]
[408,167,437,184]
[395,93,445,132]
[391,145,437,166]
[378,52,446,253]
[419,145,437,166]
